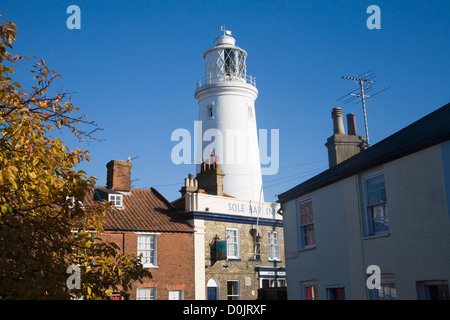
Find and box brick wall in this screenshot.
[106,160,132,191]
[204,220,285,300]
[100,230,195,300]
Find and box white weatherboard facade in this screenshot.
[194,35,263,202]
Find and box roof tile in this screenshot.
[84,187,193,233]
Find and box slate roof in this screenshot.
[84,187,194,233]
[278,101,450,203]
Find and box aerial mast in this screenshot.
[338,71,390,147]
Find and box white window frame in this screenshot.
[268,231,281,261]
[226,227,240,260]
[361,168,389,236]
[108,194,123,209]
[227,280,240,300]
[297,195,314,250]
[137,233,158,268]
[136,287,157,300]
[168,290,184,300]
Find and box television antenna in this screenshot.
[336,70,390,146]
[127,155,139,163]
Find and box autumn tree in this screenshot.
[0,14,151,299]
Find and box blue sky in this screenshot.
[2,1,449,203]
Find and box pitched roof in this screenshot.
[84,187,194,233]
[278,101,450,203]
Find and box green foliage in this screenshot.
[0,14,151,299]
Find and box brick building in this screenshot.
[173,157,286,300]
[85,160,195,300]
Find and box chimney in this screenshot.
[332,107,345,135]
[196,153,225,196]
[325,108,368,168]
[106,160,132,192]
[179,173,198,196]
[346,113,358,136]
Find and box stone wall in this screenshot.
[204,220,285,300]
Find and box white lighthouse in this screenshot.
[194,31,264,202]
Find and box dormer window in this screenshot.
[109,194,123,208]
[94,188,125,209]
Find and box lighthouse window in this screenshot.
[248,105,254,119]
[207,105,213,118]
[224,49,245,77]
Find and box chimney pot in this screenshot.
[347,113,358,136]
[325,108,368,168]
[331,107,345,135]
[180,173,199,196]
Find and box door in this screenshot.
[207,287,217,300]
[207,278,219,300]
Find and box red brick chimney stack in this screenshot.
[197,153,224,196]
[346,113,358,136]
[106,160,132,192]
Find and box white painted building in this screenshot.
[278,102,450,300]
[194,33,263,202]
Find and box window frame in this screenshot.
[168,290,184,300]
[369,274,397,300]
[268,231,281,261]
[302,280,319,300]
[248,104,254,120]
[416,280,449,300]
[207,104,214,119]
[326,285,346,300]
[136,233,158,268]
[227,280,240,300]
[297,195,315,250]
[361,168,389,237]
[226,227,240,260]
[108,193,123,209]
[136,287,157,300]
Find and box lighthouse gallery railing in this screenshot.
[196,74,256,89]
